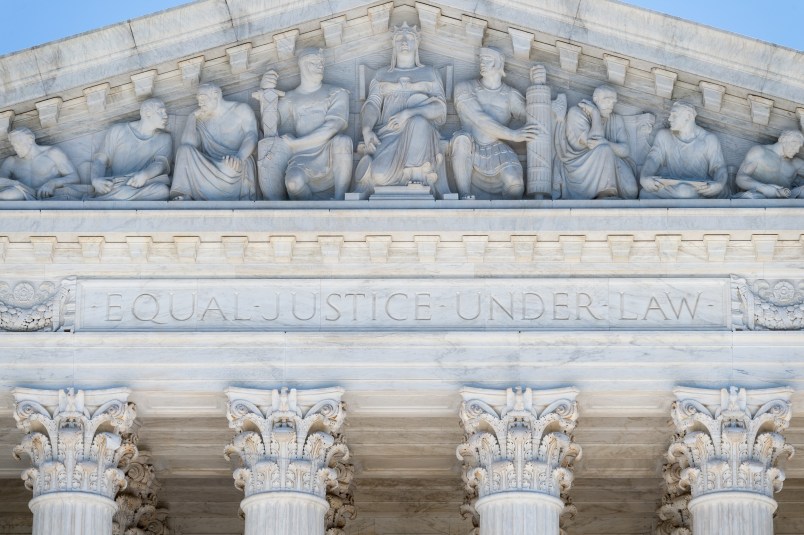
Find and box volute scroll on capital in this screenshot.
[223,386,349,499]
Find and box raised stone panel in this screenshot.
[226,43,253,74]
[83,83,110,113]
[652,67,677,99]
[130,70,158,97]
[603,54,629,85]
[415,3,442,34]
[507,28,534,60]
[321,16,347,47]
[747,94,774,125]
[556,41,581,73]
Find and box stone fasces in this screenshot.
[457,386,581,535]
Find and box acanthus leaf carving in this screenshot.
[12,387,138,500]
[667,386,794,499]
[224,386,350,502]
[113,449,170,535]
[457,386,581,525]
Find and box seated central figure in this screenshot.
[354,22,450,197]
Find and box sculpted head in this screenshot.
[390,22,421,68]
[196,84,223,115]
[298,48,325,85]
[592,85,618,118]
[479,47,506,79]
[8,128,36,158]
[778,130,804,159]
[140,98,168,130]
[668,101,697,133]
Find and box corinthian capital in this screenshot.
[12,387,138,500]
[224,386,348,499]
[457,386,581,499]
[668,386,794,498]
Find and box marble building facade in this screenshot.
[0,0,802,533]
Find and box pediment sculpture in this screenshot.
[0,18,800,204]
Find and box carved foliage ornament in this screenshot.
[0,277,75,332]
[667,386,794,499]
[456,386,581,501]
[12,387,138,499]
[113,450,170,535]
[224,387,350,500]
[731,275,804,330]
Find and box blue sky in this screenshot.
[0,0,800,55]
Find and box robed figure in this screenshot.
[353,23,450,197]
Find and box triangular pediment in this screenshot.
[0,0,800,182]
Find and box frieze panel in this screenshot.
[71,277,730,332]
[0,1,799,205]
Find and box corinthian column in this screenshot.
[12,387,138,535]
[457,386,581,535]
[224,387,351,535]
[667,386,794,535]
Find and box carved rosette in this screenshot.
[457,386,581,503]
[224,387,349,501]
[12,387,138,500]
[731,275,804,331]
[667,386,794,500]
[113,451,169,535]
[0,278,75,332]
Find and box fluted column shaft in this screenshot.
[476,492,563,535]
[30,492,117,535]
[689,492,775,535]
[241,492,328,535]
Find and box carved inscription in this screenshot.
[76,278,728,332]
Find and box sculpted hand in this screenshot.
[261,69,279,90]
[758,184,790,198]
[791,185,804,198]
[387,109,412,131]
[512,123,544,143]
[280,134,299,152]
[127,171,148,189]
[586,137,607,149]
[92,178,113,195]
[37,181,56,198]
[578,100,600,120]
[223,155,243,173]
[694,181,723,197]
[529,64,547,85]
[363,128,380,155]
[642,176,662,193]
